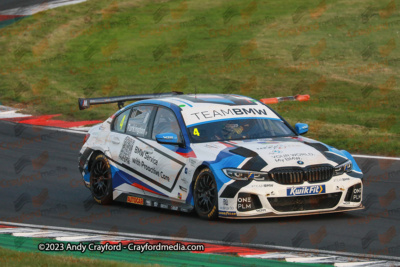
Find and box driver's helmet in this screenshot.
[221,121,244,138]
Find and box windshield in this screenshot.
[187,119,295,143]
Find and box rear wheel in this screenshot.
[193,168,218,220]
[90,154,112,205]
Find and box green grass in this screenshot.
[0,0,399,155]
[0,234,319,267]
[0,247,137,267]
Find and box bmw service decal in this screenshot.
[287,185,325,196]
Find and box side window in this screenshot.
[126,105,155,138]
[113,109,131,133]
[152,107,182,142]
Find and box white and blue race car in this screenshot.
[78,92,364,219]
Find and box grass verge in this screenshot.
[0,234,319,267]
[0,247,136,267]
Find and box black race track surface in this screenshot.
[0,121,399,257]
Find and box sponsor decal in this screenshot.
[140,199,187,212]
[205,143,219,149]
[265,191,276,196]
[334,178,350,182]
[184,168,188,174]
[251,183,273,188]
[178,192,182,199]
[190,108,268,121]
[134,146,159,165]
[127,124,146,136]
[183,105,280,126]
[272,152,315,163]
[119,137,135,164]
[256,208,267,212]
[256,144,295,151]
[222,206,236,211]
[189,158,196,166]
[335,186,345,191]
[219,211,237,217]
[237,193,256,211]
[223,198,228,205]
[127,196,143,205]
[287,185,326,196]
[179,185,187,192]
[132,145,172,182]
[351,184,362,202]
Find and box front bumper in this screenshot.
[218,173,363,219]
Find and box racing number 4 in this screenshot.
[193,128,200,136]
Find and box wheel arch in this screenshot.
[191,164,209,193]
[190,163,219,220]
[87,149,109,175]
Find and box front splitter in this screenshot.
[219,204,364,219]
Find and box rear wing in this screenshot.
[260,94,310,104]
[78,91,184,110]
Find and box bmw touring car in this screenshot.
[78,92,364,219]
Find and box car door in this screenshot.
[108,105,155,196]
[138,106,186,201]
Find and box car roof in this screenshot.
[133,94,262,108]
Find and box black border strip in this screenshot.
[108,157,184,193]
[109,136,186,193]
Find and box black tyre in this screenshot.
[90,154,113,205]
[193,168,218,220]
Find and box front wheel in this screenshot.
[90,154,113,205]
[193,168,218,220]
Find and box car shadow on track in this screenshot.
[92,198,364,225]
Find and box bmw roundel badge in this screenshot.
[297,160,304,165]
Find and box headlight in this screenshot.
[222,168,271,181]
[334,160,353,176]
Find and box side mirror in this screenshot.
[295,123,309,135]
[156,133,181,145]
